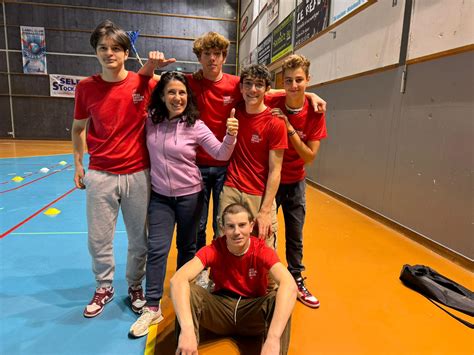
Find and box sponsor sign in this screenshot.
[271,12,294,62]
[257,33,272,65]
[295,0,329,47]
[49,74,85,98]
[330,0,367,24]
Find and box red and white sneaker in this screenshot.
[295,276,320,308]
[128,285,146,314]
[83,287,115,318]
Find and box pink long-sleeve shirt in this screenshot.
[146,116,236,197]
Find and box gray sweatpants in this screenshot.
[84,169,150,289]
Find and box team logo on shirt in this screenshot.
[132,90,145,104]
[248,268,257,278]
[251,134,262,143]
[223,96,233,105]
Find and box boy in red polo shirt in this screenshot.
[266,54,327,308]
[72,20,172,318]
[218,64,288,249]
[170,203,297,354]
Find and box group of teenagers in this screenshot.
[72,20,327,355]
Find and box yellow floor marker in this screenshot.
[44,208,61,216]
[58,161,67,165]
[11,176,24,182]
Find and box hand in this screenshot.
[176,331,198,355]
[261,336,280,355]
[226,108,239,136]
[255,210,272,239]
[271,108,289,126]
[192,69,204,80]
[307,92,326,113]
[74,166,85,189]
[147,51,176,69]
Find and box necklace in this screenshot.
[285,103,304,115]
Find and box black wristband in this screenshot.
[288,130,297,137]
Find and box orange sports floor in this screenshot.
[2,139,473,355]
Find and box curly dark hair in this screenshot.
[239,64,272,87]
[148,71,199,126]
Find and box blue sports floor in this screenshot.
[0,154,147,355]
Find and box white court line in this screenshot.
[0,153,73,159]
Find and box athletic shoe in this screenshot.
[128,285,146,313]
[83,287,115,318]
[129,306,164,338]
[295,276,320,308]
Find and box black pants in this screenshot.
[145,190,204,306]
[275,180,306,276]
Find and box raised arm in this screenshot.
[261,262,297,355]
[267,89,326,113]
[198,112,238,161]
[170,257,205,355]
[256,149,283,239]
[71,118,88,189]
[271,108,321,164]
[138,50,176,79]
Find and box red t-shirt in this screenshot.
[196,236,280,298]
[265,94,327,183]
[186,73,242,167]
[74,72,156,174]
[225,104,288,196]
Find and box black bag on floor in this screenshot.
[399,264,474,328]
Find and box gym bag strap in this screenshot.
[399,264,474,329]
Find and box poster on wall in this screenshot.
[266,0,279,26]
[49,74,85,98]
[330,0,367,24]
[295,0,329,47]
[20,26,47,74]
[257,33,272,65]
[240,4,252,39]
[271,12,293,62]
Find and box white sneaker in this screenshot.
[129,306,164,338]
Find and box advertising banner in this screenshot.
[295,0,329,47]
[49,74,85,98]
[257,33,272,65]
[20,26,47,74]
[330,0,367,24]
[271,12,293,62]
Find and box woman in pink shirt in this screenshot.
[129,71,238,337]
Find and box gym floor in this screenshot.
[1,139,472,355]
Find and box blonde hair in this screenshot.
[193,32,230,59]
[282,54,310,78]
